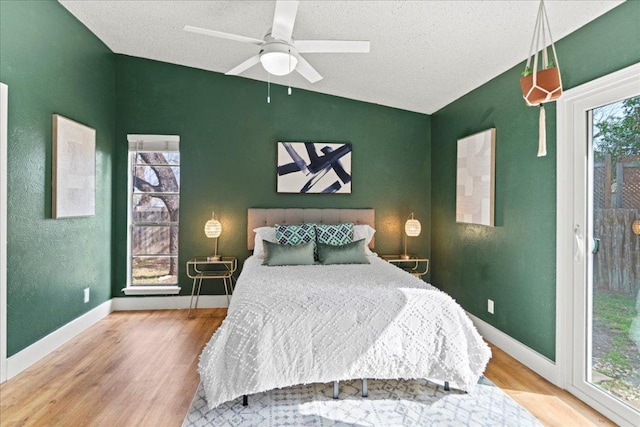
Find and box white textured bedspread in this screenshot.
[199,255,491,409]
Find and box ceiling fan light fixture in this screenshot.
[260,42,298,76]
[185,1,368,84]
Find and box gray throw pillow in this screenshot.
[317,238,370,265]
[262,240,315,266]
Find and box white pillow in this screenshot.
[253,226,277,258]
[353,224,376,255]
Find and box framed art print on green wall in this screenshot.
[455,128,495,227]
[277,142,352,194]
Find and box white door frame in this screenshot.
[1,82,8,383]
[556,62,640,427]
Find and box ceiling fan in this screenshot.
[183,0,370,83]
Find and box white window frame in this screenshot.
[122,135,181,296]
[556,62,640,427]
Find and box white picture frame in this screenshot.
[52,114,96,218]
[456,128,495,226]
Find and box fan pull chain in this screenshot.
[267,73,271,104]
[288,50,292,95]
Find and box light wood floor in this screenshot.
[1,309,614,427]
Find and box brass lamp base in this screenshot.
[208,254,221,261]
[399,254,411,260]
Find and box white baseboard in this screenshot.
[111,295,229,311]
[6,300,113,380]
[467,312,561,387]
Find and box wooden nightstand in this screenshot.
[186,257,237,317]
[380,255,429,278]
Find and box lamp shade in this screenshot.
[405,213,421,237]
[204,211,222,238]
[633,219,640,236]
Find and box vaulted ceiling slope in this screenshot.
[59,0,623,114]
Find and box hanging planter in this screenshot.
[520,66,562,106]
[520,0,563,157]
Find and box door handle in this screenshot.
[574,225,584,262]
[592,237,601,255]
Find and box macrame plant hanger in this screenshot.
[520,0,563,157]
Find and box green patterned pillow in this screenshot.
[315,223,354,246]
[275,223,316,250]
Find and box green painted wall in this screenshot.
[4,0,632,363]
[114,55,431,296]
[430,1,640,360]
[0,1,115,356]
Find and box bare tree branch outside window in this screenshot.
[131,152,180,283]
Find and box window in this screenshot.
[124,135,180,295]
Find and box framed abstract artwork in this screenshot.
[277,142,352,194]
[52,114,96,218]
[456,128,495,226]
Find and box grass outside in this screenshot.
[132,257,178,285]
[592,288,640,409]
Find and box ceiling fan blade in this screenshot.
[295,40,370,53]
[225,54,262,76]
[271,0,299,41]
[183,25,264,45]
[295,56,322,83]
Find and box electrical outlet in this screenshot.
[487,299,494,314]
[84,287,90,303]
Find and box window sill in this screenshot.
[121,286,181,296]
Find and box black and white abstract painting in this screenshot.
[277,142,352,194]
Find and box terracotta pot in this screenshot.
[520,67,562,106]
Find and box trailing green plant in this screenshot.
[521,60,555,77]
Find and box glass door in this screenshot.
[558,63,640,427]
[588,96,640,413]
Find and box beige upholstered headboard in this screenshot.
[248,208,375,250]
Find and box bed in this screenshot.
[198,208,491,409]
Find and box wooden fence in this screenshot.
[132,208,175,255]
[593,209,640,293]
[594,155,640,210]
[132,226,171,255]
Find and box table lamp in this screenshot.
[204,211,222,261]
[401,213,421,260]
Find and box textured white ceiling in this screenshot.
[58,0,623,114]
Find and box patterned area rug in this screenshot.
[182,377,542,426]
